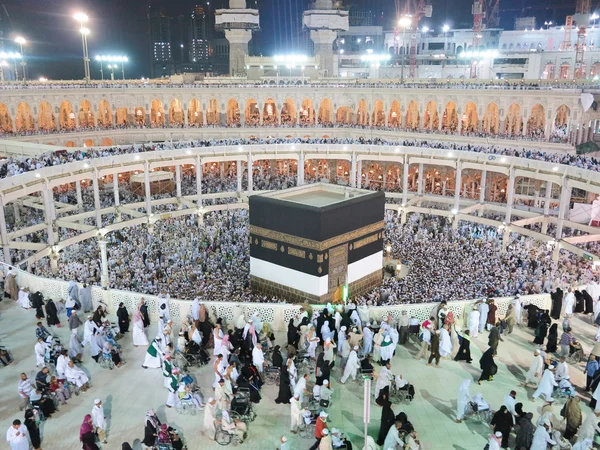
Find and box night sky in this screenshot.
[0,0,577,80]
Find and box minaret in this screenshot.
[215,0,260,76]
[302,0,348,77]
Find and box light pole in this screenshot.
[107,64,115,80]
[96,55,104,80]
[74,13,91,81]
[0,60,7,81]
[442,24,450,69]
[10,53,21,81]
[15,37,26,81]
[398,16,412,84]
[544,21,553,29]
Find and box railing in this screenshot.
[7,262,552,332]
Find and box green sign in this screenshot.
[584,254,593,261]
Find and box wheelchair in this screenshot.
[215,422,247,446]
[390,379,414,405]
[357,368,374,386]
[174,350,190,371]
[295,352,316,373]
[25,404,45,423]
[175,397,197,416]
[299,410,317,439]
[0,345,14,367]
[230,395,256,423]
[566,346,585,365]
[99,353,115,370]
[553,385,573,405]
[263,366,280,386]
[467,401,493,423]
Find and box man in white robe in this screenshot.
[522,349,544,387]
[82,316,97,347]
[478,301,489,333]
[532,367,557,401]
[191,298,200,321]
[468,308,480,338]
[340,346,360,383]
[6,420,28,450]
[577,412,600,444]
[34,338,47,367]
[362,325,374,356]
[65,361,89,389]
[80,283,93,313]
[56,351,70,380]
[290,394,303,433]
[439,325,452,358]
[503,390,518,424]
[513,295,523,325]
[203,398,217,440]
[530,424,556,450]
[383,422,403,450]
[555,357,569,381]
[252,344,265,373]
[375,363,392,400]
[142,336,163,369]
[294,373,310,404]
[564,289,575,316]
[455,379,471,423]
[379,336,394,362]
[92,399,108,443]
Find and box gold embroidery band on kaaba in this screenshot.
[250,221,384,252]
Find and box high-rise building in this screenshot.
[187,5,212,72]
[147,6,174,77]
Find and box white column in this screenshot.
[75,180,83,210]
[42,186,56,246]
[175,165,182,199]
[236,160,242,193]
[195,156,203,208]
[247,154,254,192]
[417,163,424,195]
[350,153,357,188]
[453,161,462,212]
[357,160,362,188]
[556,177,571,241]
[12,202,20,222]
[478,169,487,217]
[297,152,304,186]
[91,172,102,228]
[504,167,515,224]
[113,173,120,207]
[541,181,553,235]
[143,162,152,217]
[98,238,109,288]
[0,197,11,264]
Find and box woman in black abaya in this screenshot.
[550,288,563,320]
[546,323,558,353]
[274,364,292,404]
[117,302,130,334]
[45,299,60,326]
[478,347,497,384]
[376,397,396,446]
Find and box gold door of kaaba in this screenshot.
[328,244,348,303]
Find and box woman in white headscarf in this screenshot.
[455,379,471,423]
[191,298,200,322]
[132,311,149,347]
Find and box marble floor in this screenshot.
[0,298,598,450]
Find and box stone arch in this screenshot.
[0,103,12,133]
[98,99,113,127]
[442,101,458,132]
[281,98,296,125]
[65,141,76,147]
[150,99,165,126]
[461,101,479,132]
[262,98,278,125]
[318,98,333,124]
[59,100,76,130]
[372,99,385,127]
[207,98,219,125]
[38,101,55,131]
[16,102,34,132]
[116,107,128,126]
[226,99,240,126]
[482,102,500,134]
[527,103,545,137]
[245,99,259,126]
[188,98,203,126]
[388,100,401,128]
[300,98,314,125]
[404,100,420,130]
[78,100,94,128]
[101,138,113,146]
[503,103,523,135]
[422,100,439,130]
[134,106,146,126]
[336,106,353,125]
[84,139,95,147]
[169,99,184,126]
[356,99,369,126]
[554,104,570,127]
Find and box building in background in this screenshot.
[186,5,212,72]
[212,37,230,75]
[147,6,174,77]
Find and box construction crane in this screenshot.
[470,0,486,78]
[394,0,432,79]
[574,0,591,78]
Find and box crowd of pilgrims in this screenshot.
[16,209,594,305]
[1,135,600,180]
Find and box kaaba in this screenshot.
[249,183,385,304]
